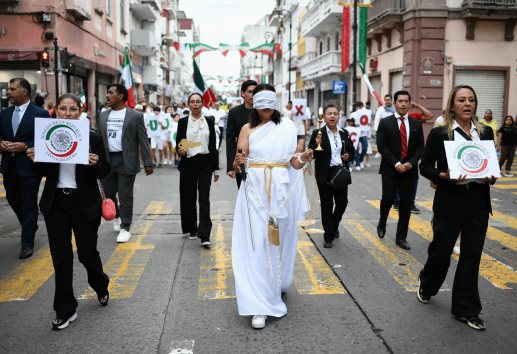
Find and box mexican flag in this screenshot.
[120,47,136,108]
[193,59,217,108]
[188,42,218,57]
[79,90,87,109]
[250,42,275,58]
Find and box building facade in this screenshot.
[365,0,517,125]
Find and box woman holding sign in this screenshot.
[176,93,219,247]
[308,104,354,249]
[27,93,110,330]
[417,85,497,331]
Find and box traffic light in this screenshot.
[41,49,50,68]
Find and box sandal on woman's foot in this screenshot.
[98,290,109,306]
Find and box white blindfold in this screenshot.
[253,90,277,110]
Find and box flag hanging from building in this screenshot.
[78,90,87,109]
[121,47,136,108]
[340,6,351,73]
[358,6,368,69]
[193,59,217,108]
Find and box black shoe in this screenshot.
[19,248,33,259]
[416,280,431,304]
[201,239,211,248]
[393,202,399,210]
[188,233,197,240]
[52,312,77,331]
[323,242,332,248]
[376,222,386,239]
[396,239,411,250]
[455,315,486,331]
[411,204,421,214]
[98,290,109,306]
[334,230,340,239]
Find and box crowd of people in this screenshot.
[0,76,516,332]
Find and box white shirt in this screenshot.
[13,100,30,123]
[434,115,445,128]
[57,164,77,188]
[186,115,210,157]
[326,127,343,166]
[107,108,127,152]
[374,105,395,131]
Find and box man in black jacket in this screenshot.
[376,90,424,250]
[225,80,256,188]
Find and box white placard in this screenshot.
[147,115,162,138]
[344,126,361,149]
[444,140,501,179]
[34,118,89,164]
[292,99,307,122]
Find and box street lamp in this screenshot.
[277,9,292,102]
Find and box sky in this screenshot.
[179,0,276,79]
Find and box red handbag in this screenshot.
[97,179,116,221]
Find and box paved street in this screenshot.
[0,140,516,354]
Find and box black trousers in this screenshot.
[179,154,213,241]
[420,184,489,317]
[317,169,349,243]
[104,152,137,231]
[379,173,414,240]
[3,162,41,250]
[45,191,109,318]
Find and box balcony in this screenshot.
[130,2,159,21]
[300,50,341,81]
[461,0,517,18]
[368,0,405,32]
[143,64,162,85]
[141,0,161,11]
[65,0,92,21]
[301,0,343,37]
[130,29,159,57]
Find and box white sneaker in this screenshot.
[374,152,381,158]
[117,229,131,243]
[504,172,514,177]
[113,218,121,232]
[360,163,364,168]
[251,315,267,329]
[366,163,371,168]
[453,246,461,255]
[355,166,361,171]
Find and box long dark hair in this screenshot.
[249,84,281,128]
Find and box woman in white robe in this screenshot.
[232,84,313,329]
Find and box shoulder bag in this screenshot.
[327,131,352,189]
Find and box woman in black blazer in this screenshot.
[27,93,110,330]
[417,85,496,331]
[176,93,219,248]
[308,104,354,248]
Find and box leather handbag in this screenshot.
[97,179,116,221]
[327,165,352,189]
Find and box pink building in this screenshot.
[364,0,517,131]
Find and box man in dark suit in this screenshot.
[98,84,153,243]
[0,78,49,259]
[376,90,424,250]
[225,80,256,188]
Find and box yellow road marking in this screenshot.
[0,192,5,198]
[498,177,517,181]
[198,223,234,300]
[294,230,345,295]
[418,201,517,252]
[341,210,432,292]
[494,184,517,190]
[0,239,77,302]
[368,200,517,289]
[81,201,163,300]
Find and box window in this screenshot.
[106,0,111,18]
[335,32,340,50]
[120,0,126,34]
[326,37,331,52]
[319,41,323,55]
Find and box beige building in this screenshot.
[364,0,517,128]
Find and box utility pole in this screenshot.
[352,0,358,106]
[53,37,59,103]
[288,13,292,101]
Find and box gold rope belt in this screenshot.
[248,162,289,204]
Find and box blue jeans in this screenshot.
[354,136,368,166]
